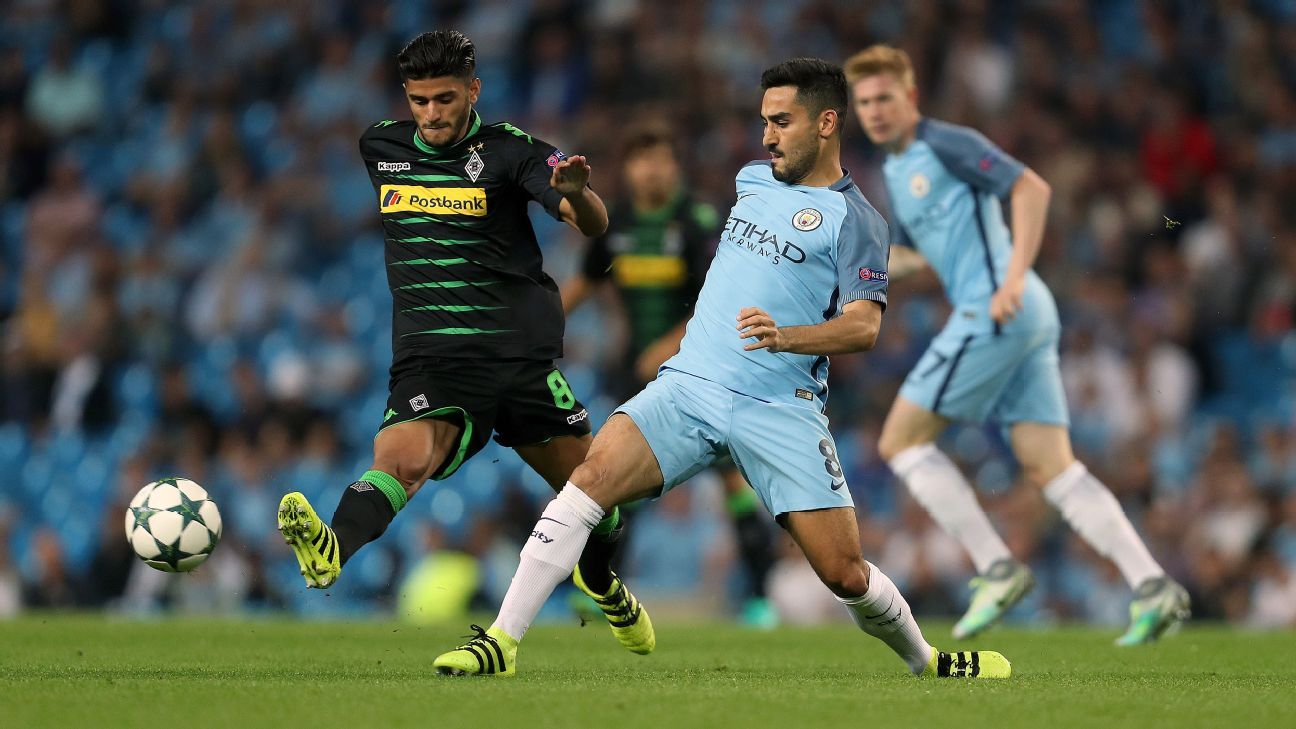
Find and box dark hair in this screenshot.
[397,30,476,81]
[621,122,675,160]
[759,58,848,133]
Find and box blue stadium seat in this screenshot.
[0,424,28,489]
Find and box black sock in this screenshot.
[733,511,774,599]
[331,482,396,566]
[577,516,626,596]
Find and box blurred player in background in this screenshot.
[846,45,1190,645]
[562,124,778,625]
[275,30,655,657]
[434,58,1010,679]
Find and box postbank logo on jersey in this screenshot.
[379,185,487,216]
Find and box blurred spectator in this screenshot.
[23,35,104,138]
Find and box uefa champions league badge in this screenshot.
[465,142,485,182]
[792,208,823,231]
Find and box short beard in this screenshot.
[771,146,814,184]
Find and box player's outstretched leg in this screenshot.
[278,469,404,589]
[519,436,656,656]
[277,491,343,589]
[1015,425,1189,644]
[785,508,1011,679]
[1115,576,1191,646]
[435,483,606,676]
[436,414,664,676]
[953,558,1036,640]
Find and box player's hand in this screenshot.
[738,307,785,352]
[990,275,1025,324]
[550,155,591,197]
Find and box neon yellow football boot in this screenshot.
[434,625,518,676]
[277,492,341,589]
[921,649,1012,679]
[573,565,656,655]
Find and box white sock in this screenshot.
[1043,461,1164,588]
[838,561,935,675]
[492,483,605,640]
[889,443,1012,573]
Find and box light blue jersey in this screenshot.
[886,118,1068,426]
[663,161,890,411]
[616,160,891,517]
[884,117,1056,337]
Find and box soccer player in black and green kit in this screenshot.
[562,126,779,626]
[276,30,654,660]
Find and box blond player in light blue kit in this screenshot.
[433,58,1011,679]
[846,45,1189,645]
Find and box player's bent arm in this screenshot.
[558,186,609,237]
[561,274,594,314]
[887,245,928,280]
[636,318,689,382]
[738,299,883,356]
[1005,167,1051,281]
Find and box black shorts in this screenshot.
[381,356,591,481]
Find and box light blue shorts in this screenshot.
[615,369,854,518]
[898,323,1070,426]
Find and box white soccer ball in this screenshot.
[124,477,223,573]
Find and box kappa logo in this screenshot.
[909,173,931,198]
[792,208,823,231]
[566,409,589,425]
[377,161,411,172]
[409,394,430,412]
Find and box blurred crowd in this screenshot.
[1,0,1294,629]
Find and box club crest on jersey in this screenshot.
[909,173,930,198]
[465,144,485,182]
[409,394,430,412]
[792,208,823,231]
[546,150,567,168]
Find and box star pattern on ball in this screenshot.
[130,505,157,531]
[174,490,208,531]
[153,537,184,568]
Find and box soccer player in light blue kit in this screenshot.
[434,58,1010,679]
[845,45,1189,645]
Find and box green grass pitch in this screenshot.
[1,616,1290,728]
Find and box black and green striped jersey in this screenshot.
[581,191,718,359]
[360,111,569,360]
